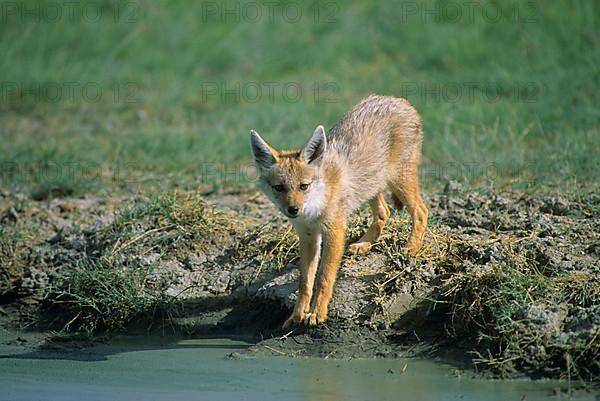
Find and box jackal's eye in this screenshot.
[299,183,310,191]
[272,185,285,193]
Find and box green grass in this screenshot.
[0,0,598,196]
[55,257,159,333]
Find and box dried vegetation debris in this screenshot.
[0,187,598,380]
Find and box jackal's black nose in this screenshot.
[287,205,299,217]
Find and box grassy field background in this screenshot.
[0,0,598,197]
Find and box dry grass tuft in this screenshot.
[362,194,600,381]
[234,218,299,274]
[50,190,239,332]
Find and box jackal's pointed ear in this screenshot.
[301,125,327,165]
[251,130,278,169]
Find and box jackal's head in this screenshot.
[250,126,327,220]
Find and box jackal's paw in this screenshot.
[307,308,328,327]
[283,311,309,329]
[402,243,420,256]
[348,242,372,255]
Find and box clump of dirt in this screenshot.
[0,186,598,382]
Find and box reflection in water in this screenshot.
[297,354,578,401]
[302,360,339,401]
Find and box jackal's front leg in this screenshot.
[283,229,321,329]
[308,220,346,326]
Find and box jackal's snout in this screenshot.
[286,205,299,217]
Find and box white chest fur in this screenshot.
[302,180,326,221]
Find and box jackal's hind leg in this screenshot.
[348,192,390,255]
[389,171,428,256]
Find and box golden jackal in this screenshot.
[250,95,428,328]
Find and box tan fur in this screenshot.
[250,95,428,327]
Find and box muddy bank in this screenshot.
[0,186,598,382]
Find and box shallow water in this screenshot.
[0,336,593,401]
